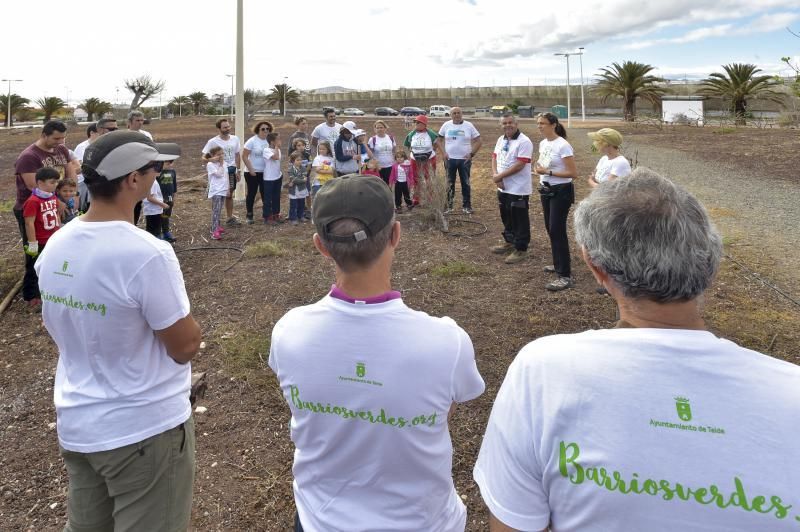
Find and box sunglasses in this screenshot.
[259,127,270,132]
[139,161,164,173]
[502,140,510,152]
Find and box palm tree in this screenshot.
[0,94,30,127]
[78,97,113,121]
[698,63,784,125]
[35,96,66,122]
[187,92,209,115]
[592,61,667,121]
[266,84,300,115]
[169,95,189,116]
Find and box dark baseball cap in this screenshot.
[82,130,181,180]
[313,174,394,242]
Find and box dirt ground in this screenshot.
[1,116,799,531]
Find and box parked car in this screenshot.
[322,107,342,115]
[399,106,426,116]
[429,105,452,117]
[271,109,281,116]
[375,107,399,116]
[343,108,365,116]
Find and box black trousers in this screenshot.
[498,191,530,251]
[540,182,575,277]
[133,201,143,225]
[14,208,41,301]
[394,182,412,207]
[378,166,391,184]
[244,172,264,218]
[161,201,173,234]
[145,214,162,237]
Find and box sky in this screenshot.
[3,0,799,108]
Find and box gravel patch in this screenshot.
[571,132,800,300]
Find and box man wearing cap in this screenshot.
[333,121,360,176]
[269,175,485,532]
[202,118,242,226]
[404,114,442,205]
[35,131,202,531]
[587,128,631,188]
[438,107,482,214]
[310,108,342,156]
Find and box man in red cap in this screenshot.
[403,114,442,205]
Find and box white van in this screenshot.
[429,105,452,117]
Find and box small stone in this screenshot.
[49,502,58,509]
[199,341,207,349]
[460,494,467,501]
[194,406,208,414]
[204,511,210,517]
[211,462,218,468]
[47,422,57,430]
[4,491,12,499]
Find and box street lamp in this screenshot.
[226,74,234,119]
[2,78,22,128]
[578,47,586,121]
[553,53,572,127]
[283,76,288,117]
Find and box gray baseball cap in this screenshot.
[82,131,180,180]
[313,174,394,242]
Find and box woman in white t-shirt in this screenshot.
[587,128,632,188]
[367,120,397,184]
[534,112,578,292]
[242,121,273,223]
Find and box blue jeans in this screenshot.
[446,159,472,208]
[289,198,305,220]
[262,178,282,219]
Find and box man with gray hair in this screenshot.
[269,174,484,532]
[127,110,153,140]
[474,168,800,531]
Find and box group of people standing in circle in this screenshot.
[203,107,632,292]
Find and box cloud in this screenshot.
[746,11,799,32]
[622,24,733,50]
[442,0,799,62]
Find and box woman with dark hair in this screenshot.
[534,112,577,291]
[242,121,274,224]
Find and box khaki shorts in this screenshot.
[60,416,195,532]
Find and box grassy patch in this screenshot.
[244,241,285,258]
[431,260,481,278]
[217,330,271,386]
[712,127,736,135]
[0,199,13,213]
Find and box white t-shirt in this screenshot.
[368,134,396,168]
[407,130,436,157]
[311,122,342,154]
[492,132,533,195]
[142,180,164,216]
[269,295,485,532]
[207,161,228,198]
[34,218,192,453]
[537,136,574,185]
[438,120,480,159]
[202,135,241,167]
[474,328,800,532]
[263,147,281,181]
[594,154,632,183]
[311,155,334,186]
[73,139,91,184]
[244,135,269,172]
[133,129,153,140]
[396,162,409,183]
